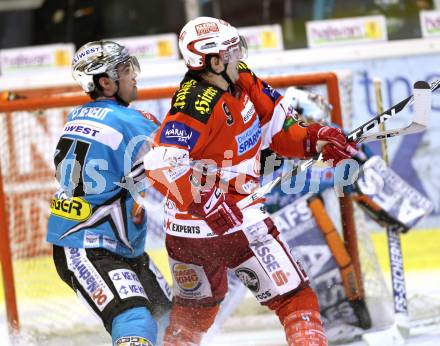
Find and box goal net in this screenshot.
[0,71,417,345]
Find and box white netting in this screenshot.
[0,108,111,345]
[2,72,437,346]
[333,72,440,334]
[0,73,363,344]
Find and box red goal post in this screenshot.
[0,72,361,336]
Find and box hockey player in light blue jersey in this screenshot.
[47,40,171,346]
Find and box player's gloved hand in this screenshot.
[131,192,146,225]
[306,123,358,165]
[188,187,243,236]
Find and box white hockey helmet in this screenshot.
[285,87,332,124]
[178,16,248,70]
[72,40,140,93]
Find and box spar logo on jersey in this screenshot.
[160,121,200,151]
[173,263,202,292]
[235,119,261,155]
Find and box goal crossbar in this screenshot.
[0,72,359,336]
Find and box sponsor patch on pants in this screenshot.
[109,269,149,300]
[169,258,212,299]
[65,247,114,311]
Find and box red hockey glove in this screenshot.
[307,123,358,165]
[188,187,243,236]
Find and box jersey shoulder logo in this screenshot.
[262,81,281,102]
[170,77,223,124]
[282,115,298,132]
[138,110,160,126]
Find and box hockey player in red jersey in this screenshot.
[144,16,357,346]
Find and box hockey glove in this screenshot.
[307,123,358,165]
[131,192,146,225]
[188,187,243,236]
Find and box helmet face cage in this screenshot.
[72,41,140,92]
[296,91,332,124]
[114,56,141,79]
[219,35,248,64]
[301,110,331,125]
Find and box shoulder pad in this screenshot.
[170,77,223,124]
[237,61,258,82]
[238,61,251,73]
[238,61,257,76]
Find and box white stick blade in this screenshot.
[358,80,432,143]
[413,80,432,127]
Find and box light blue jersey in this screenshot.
[47,99,159,257]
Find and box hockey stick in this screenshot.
[355,79,436,143]
[237,80,433,209]
[375,79,409,331]
[145,80,435,178]
[362,79,412,346]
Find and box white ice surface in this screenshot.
[1,270,439,346]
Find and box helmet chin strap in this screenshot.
[207,60,235,92]
[113,81,129,107]
[220,65,235,93]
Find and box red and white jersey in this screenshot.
[145,62,314,238]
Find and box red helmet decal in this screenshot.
[186,37,214,69]
[179,30,186,41]
[195,22,219,36]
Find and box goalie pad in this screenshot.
[272,194,368,332]
[354,156,433,233]
[308,196,363,301]
[307,195,371,330]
